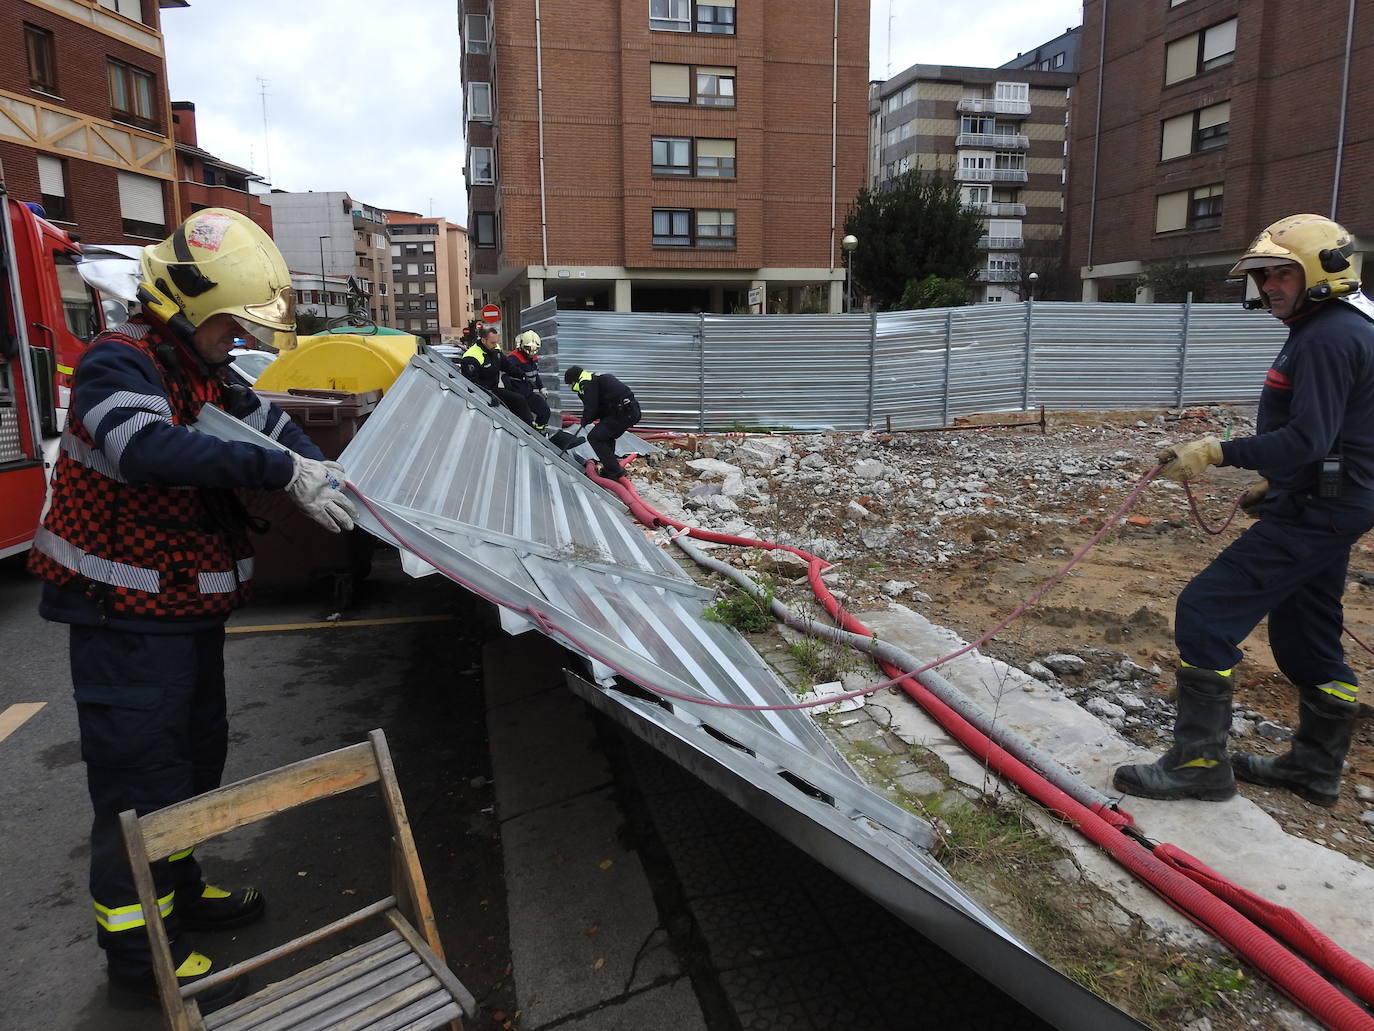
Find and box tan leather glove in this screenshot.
[1239,477,1269,517]
[1155,436,1223,482]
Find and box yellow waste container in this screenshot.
[255,328,421,395]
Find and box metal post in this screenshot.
[318,235,329,322]
[1022,295,1034,411]
[942,308,953,427]
[866,311,877,429]
[845,251,852,314]
[697,312,707,433]
[1176,291,1193,410]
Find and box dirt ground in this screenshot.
[633,407,1374,869]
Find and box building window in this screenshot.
[423,263,436,274]
[696,138,735,177]
[391,263,402,274]
[421,242,435,252]
[108,59,157,128]
[470,146,495,185]
[465,14,489,54]
[696,1,735,34]
[474,212,496,248]
[652,137,691,175]
[696,67,735,107]
[652,208,691,246]
[407,263,419,275]
[468,82,492,121]
[25,25,57,94]
[390,244,401,256]
[1165,18,1237,85]
[425,301,438,311]
[650,63,690,103]
[97,0,144,21]
[695,209,736,248]
[650,0,690,32]
[37,155,69,222]
[116,171,165,238]
[1161,101,1230,160]
[1155,184,1223,233]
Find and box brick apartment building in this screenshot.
[383,211,472,344]
[1069,0,1374,302]
[868,63,1075,302]
[171,100,272,236]
[460,0,869,320]
[1,0,179,245]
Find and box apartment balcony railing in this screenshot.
[957,97,1032,116]
[955,133,1029,150]
[954,168,1029,183]
[977,268,1022,283]
[977,236,1024,250]
[967,202,1027,217]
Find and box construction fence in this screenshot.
[521,299,1287,432]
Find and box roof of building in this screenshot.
[175,141,257,178]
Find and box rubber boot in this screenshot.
[109,951,247,1014]
[1113,667,1237,801]
[177,883,266,931]
[1233,687,1359,807]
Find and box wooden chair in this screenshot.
[119,729,477,1031]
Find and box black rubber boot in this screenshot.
[177,884,266,931]
[1113,667,1237,801]
[1233,688,1359,807]
[108,951,247,1014]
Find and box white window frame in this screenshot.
[470,146,495,185]
[468,82,492,121]
[649,0,690,32]
[465,14,490,53]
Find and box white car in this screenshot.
[228,347,276,385]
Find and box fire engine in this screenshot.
[0,165,106,558]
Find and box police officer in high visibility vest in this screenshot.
[459,327,532,424]
[563,366,641,480]
[29,209,356,1011]
[503,330,550,430]
[1115,214,1374,807]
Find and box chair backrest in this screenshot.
[120,729,458,1031]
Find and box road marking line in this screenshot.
[0,703,46,745]
[227,614,457,634]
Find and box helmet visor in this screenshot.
[232,315,281,351]
[241,285,296,330]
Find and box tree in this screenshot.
[296,312,328,336]
[1137,258,1228,303]
[844,169,983,311]
[899,274,973,309]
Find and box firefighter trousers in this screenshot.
[72,624,229,981]
[1175,491,1374,685]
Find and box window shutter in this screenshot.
[1164,35,1197,84]
[1160,114,1193,160]
[696,139,735,158]
[1202,19,1236,63]
[650,63,690,101]
[38,155,65,197]
[1197,101,1230,129]
[117,172,164,224]
[1155,191,1188,233]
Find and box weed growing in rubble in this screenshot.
[703,584,775,633]
[786,635,860,689]
[932,798,1060,869]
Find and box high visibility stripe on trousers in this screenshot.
[94,889,174,932]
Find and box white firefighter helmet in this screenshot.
[1230,213,1361,307]
[139,208,298,349]
[515,330,542,355]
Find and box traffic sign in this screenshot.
[481,304,501,323]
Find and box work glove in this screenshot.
[286,454,356,533]
[1239,477,1269,517]
[1155,435,1223,482]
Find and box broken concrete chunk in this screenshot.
[1041,653,1086,675]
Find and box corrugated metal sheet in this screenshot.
[544,302,1288,429]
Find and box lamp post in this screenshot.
[1028,271,1040,302]
[318,235,330,322]
[841,234,858,313]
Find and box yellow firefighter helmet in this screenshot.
[1230,213,1361,306]
[139,208,298,349]
[515,330,541,355]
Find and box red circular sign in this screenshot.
[481,304,501,323]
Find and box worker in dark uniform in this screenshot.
[563,365,641,480]
[503,330,550,430]
[28,208,356,1012]
[1115,214,1374,806]
[459,327,532,424]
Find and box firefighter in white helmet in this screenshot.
[29,208,355,1012]
[503,330,550,430]
[1115,214,1374,807]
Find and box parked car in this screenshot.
[229,347,276,385]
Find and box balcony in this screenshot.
[955,133,1029,150]
[957,97,1032,116]
[967,202,1027,217]
[977,236,1024,250]
[977,268,1021,283]
[955,167,1029,184]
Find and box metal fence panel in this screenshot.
[535,301,1290,430]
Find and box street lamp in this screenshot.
[318,235,330,323]
[1028,271,1040,302]
[841,234,858,313]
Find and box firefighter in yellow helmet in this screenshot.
[503,330,550,430]
[29,208,355,1012]
[1115,214,1374,806]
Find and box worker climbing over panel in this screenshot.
[28,208,357,1013]
[460,326,533,425]
[503,330,551,431]
[1114,213,1374,806]
[564,364,642,481]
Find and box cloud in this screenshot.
[872,0,1082,77]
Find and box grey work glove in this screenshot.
[1239,477,1269,517]
[1155,436,1223,482]
[286,454,357,533]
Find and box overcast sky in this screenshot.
[161,1,1082,230]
